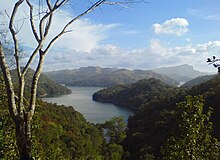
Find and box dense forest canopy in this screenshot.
[93,75,220,159]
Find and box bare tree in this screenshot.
[0,0,142,159]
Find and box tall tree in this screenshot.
[99,117,127,160]
[0,0,141,159]
[162,95,219,160]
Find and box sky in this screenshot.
[1,0,220,72]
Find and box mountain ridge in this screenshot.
[45,66,179,87]
[153,64,207,82]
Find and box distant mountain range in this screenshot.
[11,68,71,97]
[153,64,207,82]
[45,66,179,87]
[44,64,209,87]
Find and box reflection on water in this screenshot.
[42,86,133,124]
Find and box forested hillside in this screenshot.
[94,75,220,159]
[11,68,71,97]
[45,66,178,87]
[0,80,126,159]
[93,78,185,109]
[181,74,216,88]
[2,74,219,159]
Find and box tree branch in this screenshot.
[103,0,146,8]
[44,0,107,54]
[25,0,40,42]
[9,0,24,77]
[39,0,67,40]
[9,0,25,114]
[0,42,18,119]
[44,0,53,37]
[22,43,43,75]
[28,51,45,118]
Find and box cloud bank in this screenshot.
[152,18,189,36]
[1,1,219,73]
[43,40,220,72]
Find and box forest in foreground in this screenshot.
[1,74,220,159]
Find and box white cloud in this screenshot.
[152,18,189,36]
[42,40,220,72]
[0,0,120,53]
[147,40,220,72]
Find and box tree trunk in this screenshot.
[15,114,33,160]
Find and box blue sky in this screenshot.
[1,0,220,72]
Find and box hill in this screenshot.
[0,95,104,159]
[125,75,220,159]
[93,75,220,159]
[181,74,216,88]
[153,64,207,82]
[0,79,126,159]
[93,78,183,110]
[10,68,71,97]
[45,66,179,87]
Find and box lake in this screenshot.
[42,86,133,124]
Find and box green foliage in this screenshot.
[100,116,126,144]
[103,143,124,160]
[0,117,2,159]
[162,96,219,160]
[98,117,127,160]
[93,78,184,109]
[46,67,178,87]
[1,73,127,159]
[10,68,71,97]
[113,75,220,159]
[0,75,19,159]
[30,101,105,159]
[0,96,105,159]
[181,75,215,88]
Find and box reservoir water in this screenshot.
[42,86,133,124]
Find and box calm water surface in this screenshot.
[42,86,133,124]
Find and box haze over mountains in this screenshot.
[44,64,208,87]
[153,64,207,82]
[45,66,178,87]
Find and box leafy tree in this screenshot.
[98,117,127,160]
[101,116,126,144]
[162,95,219,160]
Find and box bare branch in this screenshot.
[39,0,67,40]
[26,0,41,42]
[104,0,148,9]
[28,52,45,118]
[8,0,27,114]
[43,0,53,37]
[0,42,18,118]
[44,0,107,54]
[22,43,43,75]
[9,0,25,78]
[46,0,52,10]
